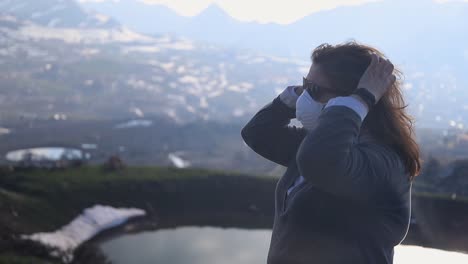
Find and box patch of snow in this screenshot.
[179,75,199,84]
[233,108,245,117]
[206,89,223,98]
[160,62,175,72]
[127,78,146,89]
[240,82,253,90]
[227,82,254,93]
[81,143,97,150]
[218,66,228,88]
[130,107,144,117]
[21,205,145,263]
[168,152,191,168]
[115,119,152,129]
[0,127,11,136]
[53,113,67,120]
[126,78,160,92]
[122,45,160,54]
[176,65,186,74]
[17,25,153,44]
[186,105,196,113]
[80,48,100,56]
[163,108,183,124]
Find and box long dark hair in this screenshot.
[311,40,422,180]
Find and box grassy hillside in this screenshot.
[0,165,276,263]
[0,165,273,233]
[2,165,468,263]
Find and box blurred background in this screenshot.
[1,0,468,263]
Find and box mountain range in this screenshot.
[0,10,308,124]
[0,0,467,130]
[0,0,119,28]
[80,0,468,68]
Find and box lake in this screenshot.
[6,147,83,162]
[99,226,468,264]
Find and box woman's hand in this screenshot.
[357,53,396,102]
[293,86,304,96]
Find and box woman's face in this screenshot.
[305,64,340,104]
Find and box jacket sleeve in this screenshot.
[295,104,408,203]
[241,95,307,167]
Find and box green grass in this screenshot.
[1,165,274,263]
[0,253,60,264]
[3,164,468,263]
[2,164,467,234]
[0,165,271,232]
[2,164,467,235]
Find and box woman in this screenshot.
[241,41,422,264]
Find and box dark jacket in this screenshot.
[241,95,412,264]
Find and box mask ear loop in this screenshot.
[304,86,326,111]
[303,82,319,102]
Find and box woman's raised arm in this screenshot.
[241,86,307,167]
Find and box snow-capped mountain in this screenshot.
[0,0,119,28]
[1,0,468,130]
[80,0,468,66]
[78,0,468,130]
[0,14,308,124]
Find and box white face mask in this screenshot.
[295,90,325,131]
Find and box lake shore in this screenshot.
[2,165,468,263]
[0,165,275,263]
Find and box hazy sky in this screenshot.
[141,0,382,24]
[79,0,468,24]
